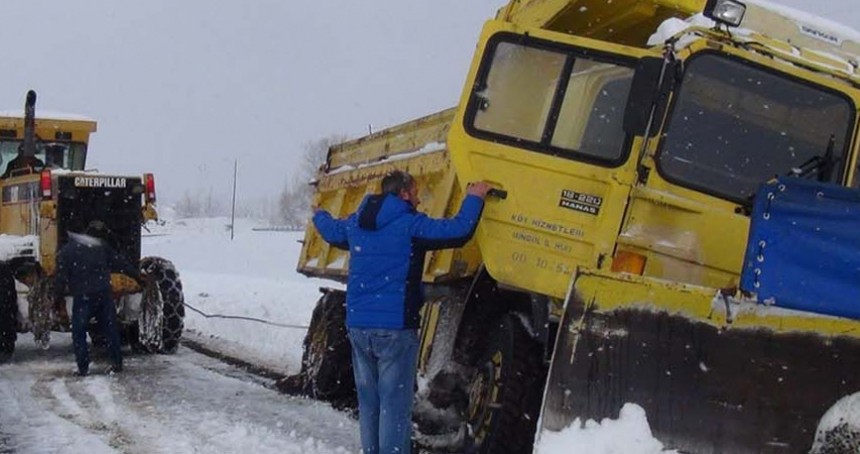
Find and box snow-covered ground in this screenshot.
[142,217,675,454]
[1,216,673,453]
[142,217,341,374]
[0,333,358,453]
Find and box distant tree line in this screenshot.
[171,134,346,229]
[277,134,347,229]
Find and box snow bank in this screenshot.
[0,235,37,262]
[326,141,446,176]
[811,392,860,453]
[142,216,340,374]
[534,404,678,454]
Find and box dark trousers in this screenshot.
[71,291,122,373]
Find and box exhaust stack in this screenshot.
[22,90,37,158]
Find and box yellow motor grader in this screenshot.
[0,91,184,362]
[291,0,860,452]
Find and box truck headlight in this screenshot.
[704,0,747,27]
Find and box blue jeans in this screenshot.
[71,292,122,374]
[348,328,419,454]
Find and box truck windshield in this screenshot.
[466,35,635,165]
[0,140,87,176]
[657,53,854,202]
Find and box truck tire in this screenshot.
[139,257,185,353]
[467,313,545,454]
[0,264,16,362]
[277,289,355,410]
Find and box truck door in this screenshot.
[448,21,653,299]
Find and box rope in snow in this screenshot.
[183,302,310,330]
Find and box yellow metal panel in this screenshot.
[617,37,860,289]
[502,0,704,47]
[327,109,455,170]
[299,148,482,283]
[0,115,97,144]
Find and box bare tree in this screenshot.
[175,191,202,218]
[278,134,348,228]
[174,188,225,218]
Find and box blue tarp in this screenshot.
[740,178,860,320]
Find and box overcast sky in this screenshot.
[2,0,857,209]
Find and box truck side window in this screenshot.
[657,54,854,203]
[467,35,636,167]
[473,42,566,143]
[551,64,633,160]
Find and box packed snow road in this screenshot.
[0,333,359,454]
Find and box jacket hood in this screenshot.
[358,193,413,231]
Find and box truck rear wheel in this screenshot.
[467,313,545,454]
[276,289,355,410]
[138,257,185,353]
[0,264,17,362]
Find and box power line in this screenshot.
[183,302,309,330]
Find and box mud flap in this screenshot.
[536,270,860,454]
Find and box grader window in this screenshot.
[467,34,635,166]
[657,53,854,202]
[0,140,87,176]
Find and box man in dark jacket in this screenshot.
[314,170,490,454]
[54,221,139,376]
[2,144,44,178]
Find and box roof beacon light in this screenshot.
[704,0,747,28]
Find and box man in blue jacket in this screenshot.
[314,170,490,454]
[54,221,140,376]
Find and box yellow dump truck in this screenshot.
[292,0,860,452]
[0,91,184,362]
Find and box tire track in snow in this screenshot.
[31,376,136,452]
[5,333,360,453]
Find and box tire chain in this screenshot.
[140,257,185,354]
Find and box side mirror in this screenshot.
[623,57,675,137]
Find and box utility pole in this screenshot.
[230,159,238,240]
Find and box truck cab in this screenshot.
[449,0,860,297]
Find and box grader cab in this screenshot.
[0,91,184,363]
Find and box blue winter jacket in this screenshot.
[313,193,484,329]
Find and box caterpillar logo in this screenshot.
[74,177,127,188]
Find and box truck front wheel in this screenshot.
[467,313,546,454]
[0,264,16,362]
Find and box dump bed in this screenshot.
[297,108,482,283]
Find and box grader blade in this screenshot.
[537,271,860,454]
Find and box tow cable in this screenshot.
[182,302,309,330]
